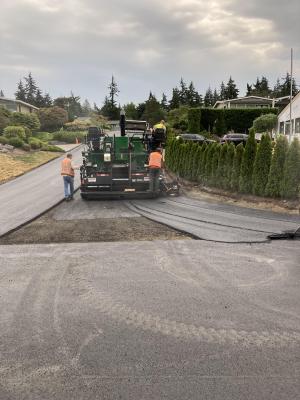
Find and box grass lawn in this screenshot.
[0,151,62,184]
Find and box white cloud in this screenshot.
[0,0,299,103]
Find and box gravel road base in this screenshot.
[0,212,190,244]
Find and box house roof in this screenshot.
[213,95,275,108]
[0,97,39,110]
[278,91,300,118]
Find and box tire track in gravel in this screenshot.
[80,282,300,349]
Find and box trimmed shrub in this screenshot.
[265,135,289,198]
[252,134,272,196]
[280,138,300,199]
[198,143,209,182]
[41,144,64,152]
[32,131,54,141]
[216,143,228,188]
[22,143,31,152]
[52,130,86,143]
[9,112,40,131]
[28,137,43,149]
[8,137,25,148]
[239,131,257,193]
[211,143,221,185]
[0,136,9,145]
[230,143,244,191]
[224,142,235,189]
[4,125,26,140]
[252,113,277,134]
[204,143,216,184]
[188,108,201,133]
[0,106,11,133]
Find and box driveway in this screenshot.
[0,145,83,236]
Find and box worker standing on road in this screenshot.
[148,148,163,193]
[61,153,77,201]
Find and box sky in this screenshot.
[0,0,299,106]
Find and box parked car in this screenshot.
[220,133,248,145]
[176,133,215,144]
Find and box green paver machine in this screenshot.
[80,117,157,199]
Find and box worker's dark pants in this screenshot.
[149,168,160,192]
[63,175,74,198]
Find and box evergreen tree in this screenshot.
[108,75,119,107]
[246,83,253,96]
[197,142,207,182]
[160,93,168,111]
[0,90,4,97]
[43,93,52,107]
[217,143,228,188]
[35,89,45,108]
[212,88,219,106]
[225,76,239,99]
[205,143,217,184]
[265,135,288,198]
[225,142,235,189]
[204,87,214,107]
[260,76,271,97]
[142,94,165,126]
[187,82,201,107]
[24,72,38,105]
[169,88,181,110]
[179,78,188,105]
[211,144,221,185]
[252,134,272,196]
[219,81,226,100]
[15,80,27,102]
[136,102,146,120]
[82,99,92,116]
[272,78,281,98]
[123,102,138,119]
[239,131,257,193]
[280,138,300,199]
[279,72,298,97]
[231,143,244,191]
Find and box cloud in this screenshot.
[0,0,299,104]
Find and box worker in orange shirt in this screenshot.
[148,148,163,193]
[61,153,78,201]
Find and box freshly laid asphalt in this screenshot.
[0,145,83,236]
[0,240,299,399]
[128,196,300,243]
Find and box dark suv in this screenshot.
[177,133,215,144]
[221,133,248,145]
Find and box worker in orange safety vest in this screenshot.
[61,153,77,201]
[148,148,163,192]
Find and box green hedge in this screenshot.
[165,135,300,200]
[52,130,86,143]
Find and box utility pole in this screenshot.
[289,48,293,141]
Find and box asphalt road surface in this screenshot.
[128,196,300,243]
[0,145,83,236]
[0,240,299,399]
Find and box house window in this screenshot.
[295,118,300,134]
[285,121,290,135]
[279,122,284,134]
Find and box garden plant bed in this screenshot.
[0,151,62,184]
